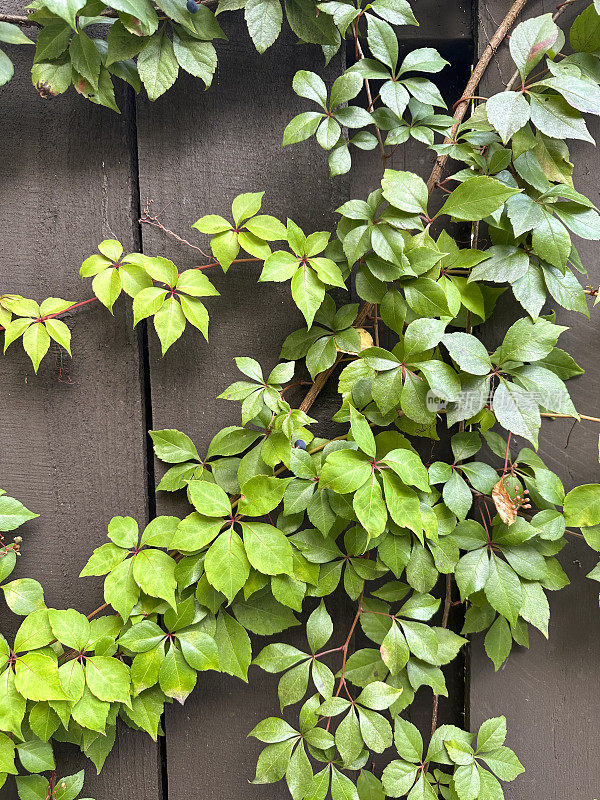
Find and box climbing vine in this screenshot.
[3,0,600,799]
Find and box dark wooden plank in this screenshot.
[470,2,600,795]
[400,0,472,42]
[0,10,161,797]
[135,17,352,798]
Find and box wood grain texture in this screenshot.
[0,5,161,797]
[470,2,600,796]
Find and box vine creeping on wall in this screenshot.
[3,0,600,799]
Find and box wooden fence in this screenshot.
[1,0,599,797]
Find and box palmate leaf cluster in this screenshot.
[4,2,600,800]
[1,0,416,108]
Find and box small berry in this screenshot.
[295,439,307,450]
[187,0,199,11]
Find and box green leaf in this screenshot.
[48,608,90,651]
[484,616,512,671]
[492,380,540,447]
[119,620,165,653]
[476,716,507,753]
[138,30,179,101]
[22,323,50,373]
[570,3,600,52]
[484,554,523,625]
[205,530,250,602]
[307,600,333,653]
[188,479,231,516]
[245,0,283,53]
[509,13,558,78]
[350,405,376,458]
[16,737,54,774]
[453,762,480,800]
[253,738,296,783]
[291,265,325,328]
[153,296,186,355]
[393,717,423,762]
[0,494,38,532]
[14,653,66,701]
[278,659,310,709]
[159,643,196,703]
[177,629,219,671]
[238,476,291,515]
[70,32,102,91]
[31,55,72,96]
[287,740,313,800]
[564,484,600,527]
[104,557,139,621]
[132,548,177,607]
[86,656,131,704]
[284,0,337,46]
[150,428,199,462]
[532,211,571,269]
[367,15,397,70]
[215,611,252,680]
[320,449,371,493]
[241,521,294,576]
[354,474,387,537]
[42,0,86,30]
[529,93,594,143]
[283,111,324,145]
[28,703,60,744]
[479,746,524,781]
[381,170,428,214]
[249,716,298,743]
[455,549,489,600]
[438,177,519,222]
[335,707,364,765]
[108,515,139,548]
[382,450,429,492]
[0,49,13,87]
[469,245,529,285]
[0,21,33,45]
[172,31,217,87]
[2,578,45,615]
[382,759,419,797]
[292,69,327,107]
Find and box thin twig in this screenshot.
[542,412,600,424]
[430,574,452,737]
[0,13,40,27]
[140,199,212,257]
[352,22,386,164]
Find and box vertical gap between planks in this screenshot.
[125,83,168,798]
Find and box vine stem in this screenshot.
[430,574,452,737]
[325,590,364,731]
[426,0,530,194]
[140,199,211,257]
[299,301,375,413]
[352,21,386,163]
[0,13,40,26]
